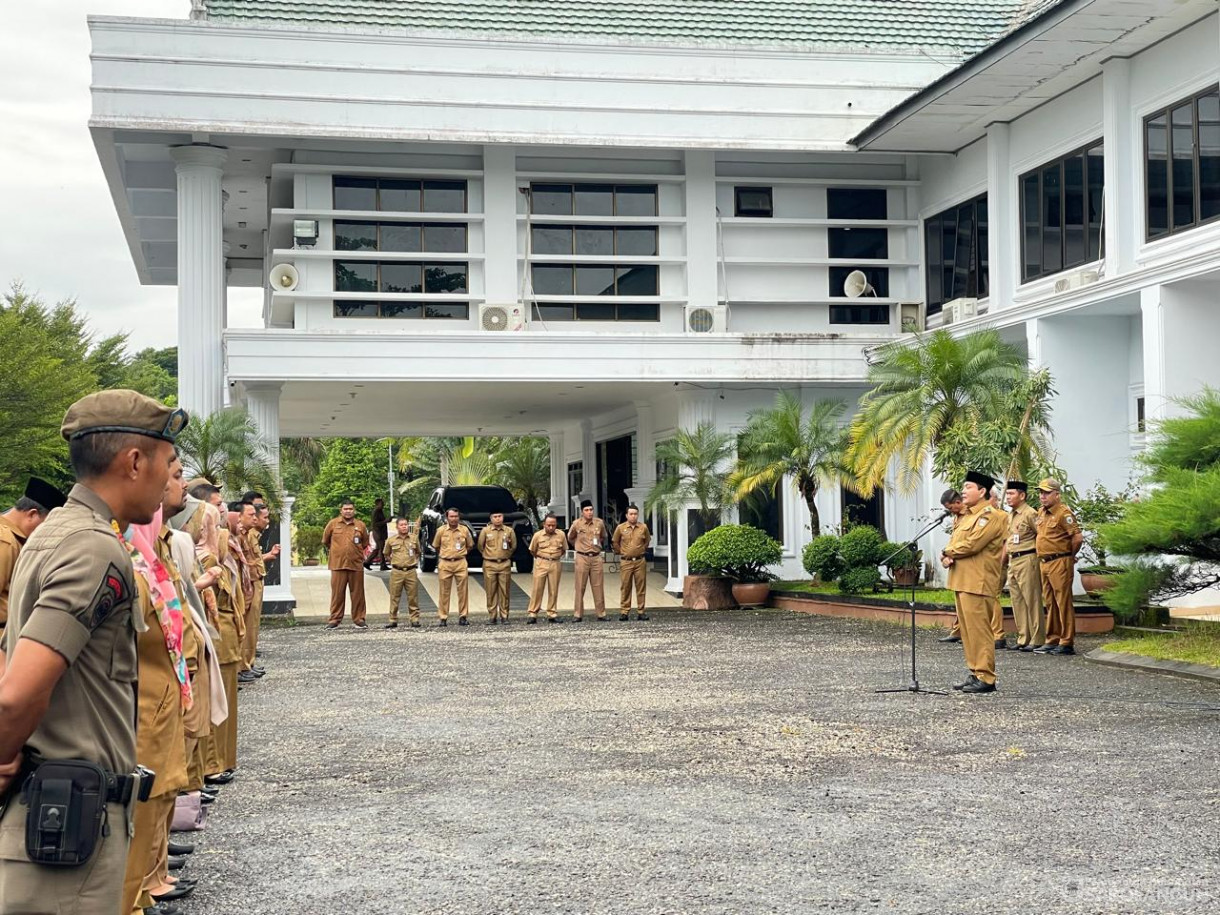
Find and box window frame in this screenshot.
[1018,140,1105,283]
[331,176,469,214]
[528,183,659,217]
[334,260,470,295]
[1144,85,1220,241]
[923,192,989,316]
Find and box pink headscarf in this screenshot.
[126,507,191,708]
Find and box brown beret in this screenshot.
[61,390,188,443]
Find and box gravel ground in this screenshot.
[177,610,1220,915]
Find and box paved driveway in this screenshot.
[185,610,1219,914]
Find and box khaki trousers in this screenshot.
[328,568,366,625]
[0,800,131,915]
[619,558,647,612]
[955,590,997,685]
[527,557,562,618]
[437,559,469,620]
[241,578,264,669]
[1007,553,1045,647]
[573,552,606,618]
[483,560,513,619]
[1041,556,1076,646]
[121,792,175,915]
[213,661,239,772]
[988,596,1004,640]
[388,568,420,624]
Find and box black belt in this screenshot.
[1040,552,1073,562]
[19,755,141,806]
[577,551,601,557]
[1009,549,1036,558]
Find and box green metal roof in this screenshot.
[199,1,1064,55]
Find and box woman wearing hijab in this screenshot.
[201,505,245,778]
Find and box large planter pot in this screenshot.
[891,567,920,587]
[304,558,320,567]
[731,582,771,607]
[682,575,737,610]
[1079,570,1119,596]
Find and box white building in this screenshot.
[89,0,1220,610]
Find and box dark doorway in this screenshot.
[842,486,885,537]
[596,434,634,524]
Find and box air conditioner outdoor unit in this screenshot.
[479,303,526,332]
[685,305,727,333]
[941,297,977,326]
[1053,269,1099,294]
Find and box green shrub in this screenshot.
[839,525,884,568]
[802,534,843,581]
[687,524,783,582]
[881,541,921,571]
[295,526,324,563]
[839,566,882,594]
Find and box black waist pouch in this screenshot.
[20,759,110,866]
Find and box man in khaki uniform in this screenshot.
[0,390,185,915]
[383,518,421,629]
[241,504,279,675]
[527,514,567,623]
[612,505,651,621]
[477,511,517,624]
[432,508,475,626]
[1034,478,1083,655]
[568,500,611,622]
[323,500,369,630]
[1002,481,1044,651]
[940,470,1006,694]
[936,489,967,643]
[0,479,66,677]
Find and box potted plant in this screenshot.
[687,524,782,607]
[882,542,922,587]
[296,526,324,567]
[799,526,885,594]
[1074,482,1133,595]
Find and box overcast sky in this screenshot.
[0,1,261,352]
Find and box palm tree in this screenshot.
[730,392,848,535]
[176,409,280,507]
[646,422,735,533]
[847,329,1026,495]
[493,437,550,525]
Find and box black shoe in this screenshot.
[489,617,498,625]
[199,787,219,799]
[362,562,372,570]
[938,634,962,643]
[324,623,339,631]
[636,614,649,621]
[146,903,185,915]
[168,855,188,871]
[410,621,421,628]
[961,678,997,694]
[572,616,584,623]
[151,883,195,902]
[1018,644,1035,652]
[167,841,195,856]
[383,622,398,629]
[437,619,448,627]
[1050,644,1076,655]
[353,621,368,630]
[500,618,509,625]
[172,878,198,888]
[458,617,469,626]
[203,772,232,787]
[995,639,1009,650]
[1032,643,1058,653]
[251,668,266,678]
[952,676,976,691]
[379,564,389,572]
[237,670,257,683]
[547,617,563,624]
[620,614,630,621]
[255,649,263,658]
[597,616,609,622]
[527,616,538,624]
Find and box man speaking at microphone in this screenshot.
[939,471,1006,694]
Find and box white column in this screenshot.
[1140,285,1166,422]
[171,144,228,417]
[667,389,719,590]
[482,145,518,305]
[576,419,595,515]
[1102,58,1136,276]
[263,495,296,612]
[623,400,656,510]
[547,430,566,518]
[684,150,719,307]
[244,381,282,479]
[985,123,1015,310]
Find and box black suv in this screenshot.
[418,485,536,574]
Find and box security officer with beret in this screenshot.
[940,470,1006,694]
[1033,478,1082,655]
[0,479,68,677]
[0,389,186,915]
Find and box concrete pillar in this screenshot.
[263,495,296,613]
[684,150,719,307]
[623,401,656,511]
[171,144,228,417]
[244,381,282,478]
[547,430,566,519]
[1140,287,1166,423]
[985,123,1014,309]
[577,419,595,516]
[667,389,719,590]
[1102,58,1136,276]
[482,145,518,306]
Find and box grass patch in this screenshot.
[771,580,1003,608]
[1102,624,1220,669]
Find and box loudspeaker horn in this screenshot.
[843,269,874,299]
[269,263,299,292]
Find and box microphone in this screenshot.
[931,509,951,522]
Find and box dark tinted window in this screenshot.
[333,177,468,213]
[423,302,468,319]
[616,227,658,256]
[827,188,887,220]
[531,184,573,215]
[333,177,377,210]
[1019,142,1103,281]
[616,265,659,295]
[614,185,658,216]
[575,266,616,296]
[335,261,377,292]
[444,488,519,515]
[926,194,991,313]
[379,179,421,212]
[380,263,423,294]
[574,227,615,256]
[828,227,888,260]
[425,264,468,294]
[379,302,423,319]
[380,224,422,252]
[533,265,573,295]
[423,224,466,253]
[333,300,378,317]
[335,221,378,251]
[422,180,466,213]
[829,304,889,325]
[1145,87,1220,239]
[574,184,614,216]
[532,226,573,255]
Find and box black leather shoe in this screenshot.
[203,772,233,787]
[146,903,185,915]
[527,616,538,624]
[547,617,563,624]
[410,621,421,628]
[636,614,649,621]
[571,616,583,623]
[939,634,961,643]
[952,676,976,691]
[353,621,368,630]
[458,617,469,626]
[437,618,448,627]
[961,678,997,694]
[500,618,509,625]
[168,855,188,871]
[167,841,195,856]
[383,622,398,629]
[488,617,498,626]
[1033,643,1058,653]
[152,883,195,902]
[1050,644,1076,655]
[324,623,339,631]
[199,793,215,806]
[171,878,198,888]
[620,614,630,621]
[237,670,257,683]
[596,616,609,622]
[251,668,266,678]
[1018,644,1035,652]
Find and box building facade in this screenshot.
[89,0,1220,608]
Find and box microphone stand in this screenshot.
[875,512,951,697]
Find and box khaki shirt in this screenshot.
[478,524,517,563]
[385,533,420,570]
[0,514,27,632]
[323,516,368,571]
[529,529,568,560]
[2,483,137,776]
[246,527,266,580]
[943,502,1006,597]
[137,531,188,799]
[568,517,610,554]
[612,521,651,559]
[1036,502,1081,556]
[432,523,475,561]
[1007,503,1039,555]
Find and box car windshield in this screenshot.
[444,488,518,516]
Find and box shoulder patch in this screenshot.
[87,563,131,630]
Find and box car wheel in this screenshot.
[516,556,533,574]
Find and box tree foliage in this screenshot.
[686,524,782,582]
[494,437,550,525]
[176,409,279,509]
[646,422,735,530]
[294,438,388,529]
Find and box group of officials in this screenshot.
[0,390,279,915]
[939,471,1082,694]
[323,499,653,630]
